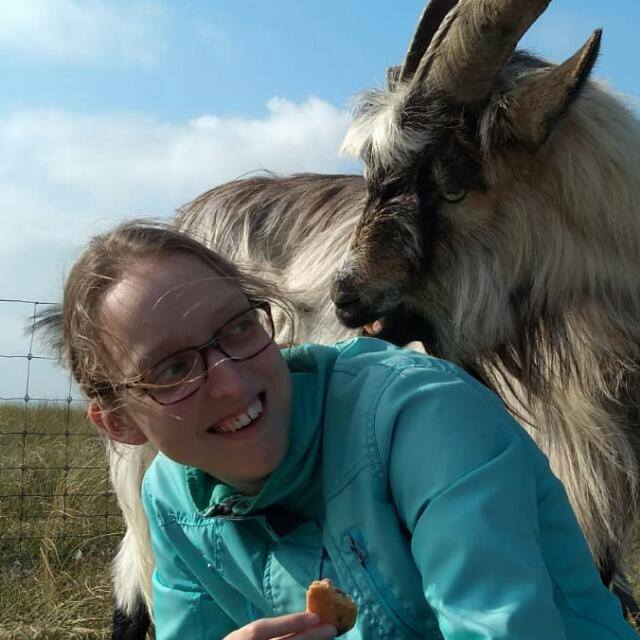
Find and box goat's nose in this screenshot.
[330,271,361,308]
[331,289,361,309]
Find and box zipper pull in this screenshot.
[348,535,367,566]
[206,497,240,517]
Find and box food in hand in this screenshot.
[306,579,357,635]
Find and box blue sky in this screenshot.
[0,0,638,398]
[1,1,638,121]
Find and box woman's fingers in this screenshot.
[286,623,337,639]
[254,612,320,638]
[225,612,336,640]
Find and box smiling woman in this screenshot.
[89,251,292,496]
[36,218,639,640]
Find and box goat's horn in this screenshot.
[398,0,461,83]
[411,0,551,105]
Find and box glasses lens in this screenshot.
[146,350,204,404]
[218,306,274,360]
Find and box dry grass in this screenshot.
[1,550,115,640]
[1,402,639,638]
[1,402,122,639]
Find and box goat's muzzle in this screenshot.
[331,271,386,328]
[331,289,365,328]
[331,271,364,326]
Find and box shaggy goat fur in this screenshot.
[336,52,640,573]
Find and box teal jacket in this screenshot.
[141,338,635,639]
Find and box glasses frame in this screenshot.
[123,300,275,406]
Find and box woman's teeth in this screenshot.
[210,396,263,434]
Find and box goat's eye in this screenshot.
[442,188,467,203]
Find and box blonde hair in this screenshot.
[41,219,294,406]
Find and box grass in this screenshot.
[1,401,639,638]
[1,402,122,639]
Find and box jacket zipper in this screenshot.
[348,535,367,564]
[245,599,259,623]
[347,533,425,638]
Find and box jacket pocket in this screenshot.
[344,528,429,639]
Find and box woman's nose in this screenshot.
[201,350,248,399]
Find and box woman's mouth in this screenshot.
[207,394,264,434]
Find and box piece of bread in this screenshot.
[306,579,357,635]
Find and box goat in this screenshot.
[334,0,640,602]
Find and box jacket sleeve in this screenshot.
[141,481,237,639]
[385,365,577,640]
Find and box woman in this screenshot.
[52,220,636,639]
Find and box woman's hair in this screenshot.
[38,218,294,407]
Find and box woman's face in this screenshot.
[95,252,292,495]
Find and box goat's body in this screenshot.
[174,173,364,345]
[110,174,363,628]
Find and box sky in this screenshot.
[1,0,638,399]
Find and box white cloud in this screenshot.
[0,96,355,395]
[0,0,167,66]
[0,95,354,312]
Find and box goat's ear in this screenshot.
[498,29,602,150]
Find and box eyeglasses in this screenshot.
[125,301,275,406]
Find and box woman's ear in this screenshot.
[88,401,148,445]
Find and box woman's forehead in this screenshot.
[116,253,240,310]
[101,253,247,362]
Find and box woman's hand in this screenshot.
[224,612,337,640]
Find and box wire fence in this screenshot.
[0,298,123,567]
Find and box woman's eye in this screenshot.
[151,355,195,385]
[233,319,253,333]
[224,315,257,339]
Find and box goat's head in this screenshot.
[331,0,615,358]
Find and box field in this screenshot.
[1,402,123,639]
[0,402,638,639]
